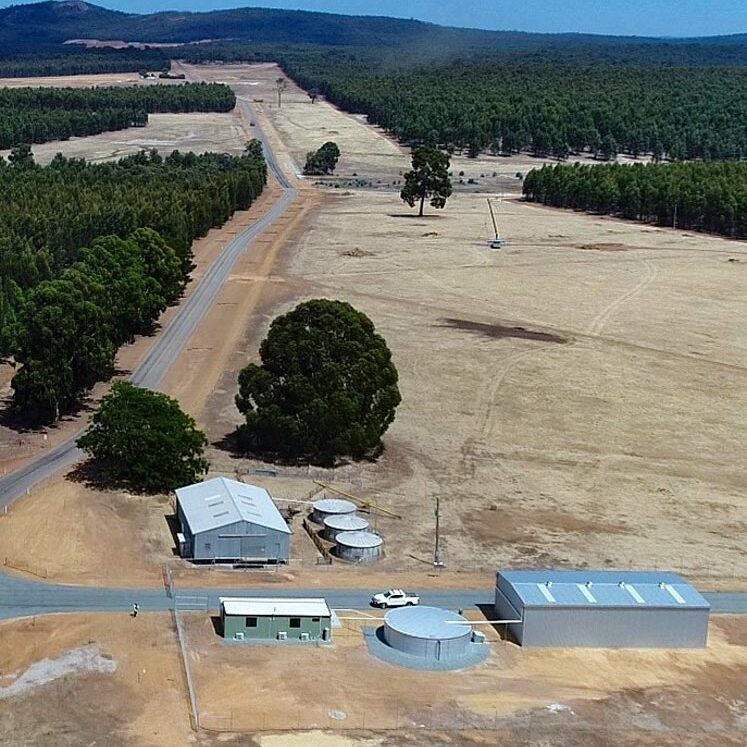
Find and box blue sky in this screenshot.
[4,1,747,37]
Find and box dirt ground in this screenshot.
[0,613,191,747]
[182,613,746,745]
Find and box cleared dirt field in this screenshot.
[183,613,746,745]
[0,613,190,747]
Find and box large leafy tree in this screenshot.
[303,141,341,175]
[236,299,401,466]
[400,147,453,216]
[78,382,209,493]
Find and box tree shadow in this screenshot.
[66,458,158,496]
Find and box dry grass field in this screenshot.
[1,62,743,587]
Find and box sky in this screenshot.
[3,0,747,37]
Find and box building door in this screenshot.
[241,536,265,559]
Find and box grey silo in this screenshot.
[384,606,472,660]
[312,498,357,525]
[334,530,383,563]
[494,570,710,648]
[322,513,370,541]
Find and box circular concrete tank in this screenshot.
[384,606,472,661]
[323,513,370,541]
[312,498,357,525]
[335,530,383,563]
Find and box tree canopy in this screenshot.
[303,141,340,175]
[1,143,267,423]
[523,161,747,238]
[235,299,401,466]
[0,82,236,150]
[400,147,452,216]
[77,382,209,493]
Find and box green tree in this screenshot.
[78,382,209,492]
[235,299,401,466]
[303,141,341,175]
[400,147,452,216]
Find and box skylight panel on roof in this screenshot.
[213,510,230,518]
[537,583,556,603]
[662,583,686,604]
[624,583,646,604]
[577,583,597,603]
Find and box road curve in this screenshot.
[0,96,297,511]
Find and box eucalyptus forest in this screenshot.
[0,82,236,149]
[0,143,267,423]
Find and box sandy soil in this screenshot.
[0,613,191,747]
[0,72,145,88]
[183,612,746,744]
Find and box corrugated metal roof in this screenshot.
[335,530,383,548]
[219,597,330,617]
[498,570,710,609]
[176,478,291,535]
[385,606,471,640]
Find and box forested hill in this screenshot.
[1,1,746,63]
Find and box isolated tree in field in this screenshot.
[235,299,401,466]
[78,382,209,492]
[400,147,453,216]
[303,141,341,175]
[275,77,287,107]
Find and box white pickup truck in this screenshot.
[370,588,420,608]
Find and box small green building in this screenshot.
[220,597,332,642]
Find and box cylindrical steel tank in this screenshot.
[311,498,357,525]
[334,530,383,563]
[322,513,370,541]
[384,606,472,660]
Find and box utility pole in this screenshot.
[673,201,678,230]
[434,495,444,568]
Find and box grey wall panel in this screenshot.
[521,607,709,648]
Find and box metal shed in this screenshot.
[176,478,291,563]
[312,498,357,525]
[322,513,370,541]
[495,570,710,648]
[335,530,383,563]
[384,606,472,660]
[220,597,331,642]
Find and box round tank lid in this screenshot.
[385,606,471,640]
[335,530,383,548]
[323,514,370,531]
[313,498,357,514]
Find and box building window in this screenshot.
[289,617,301,628]
[245,617,258,628]
[204,543,211,551]
[311,617,320,622]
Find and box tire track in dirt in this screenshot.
[586,255,658,336]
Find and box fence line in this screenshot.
[172,607,200,731]
[3,556,48,579]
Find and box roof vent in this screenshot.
[618,581,625,588]
[586,581,593,588]
[546,581,553,588]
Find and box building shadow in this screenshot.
[210,615,223,637]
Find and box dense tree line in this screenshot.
[278,53,747,161]
[0,143,267,422]
[0,48,168,78]
[523,161,747,238]
[0,82,236,149]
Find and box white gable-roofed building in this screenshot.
[176,477,291,563]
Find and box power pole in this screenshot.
[434,495,444,568]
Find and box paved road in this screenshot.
[0,571,744,620]
[0,95,297,511]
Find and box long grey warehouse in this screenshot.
[495,570,710,648]
[176,477,291,563]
